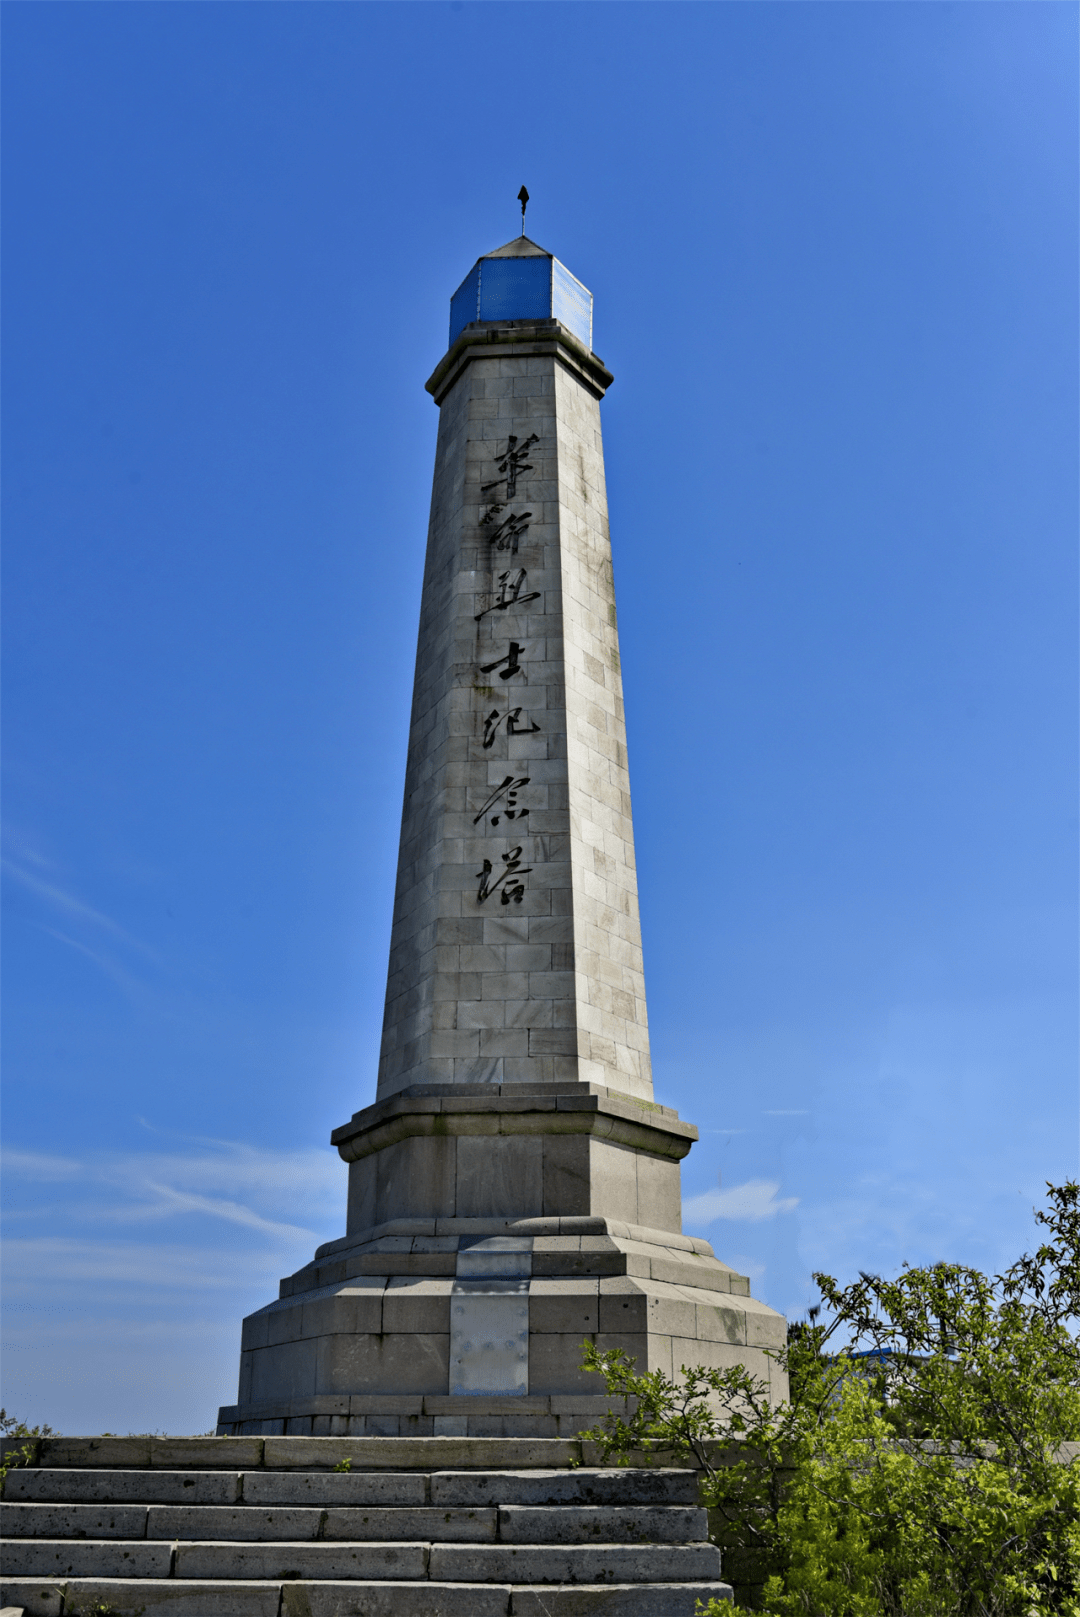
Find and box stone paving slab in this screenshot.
[1,1505,149,1541]
[429,1468,698,1507]
[509,1585,733,1614]
[30,1440,153,1472]
[173,1541,429,1581]
[322,1509,494,1543]
[142,1506,497,1543]
[151,1441,265,1472]
[242,1473,427,1508]
[429,1542,722,1583]
[148,1507,324,1543]
[53,1580,278,1615]
[282,1584,512,1616]
[0,1584,62,1617]
[262,1438,580,1470]
[0,1542,171,1579]
[5,1471,242,1506]
[497,1505,708,1544]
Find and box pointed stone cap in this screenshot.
[448,237,593,352]
[485,235,550,259]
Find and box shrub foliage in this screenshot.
[581,1180,1080,1615]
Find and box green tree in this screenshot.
[580,1181,1080,1615]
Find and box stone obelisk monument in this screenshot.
[218,234,785,1438]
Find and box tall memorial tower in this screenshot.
[218,235,786,1439]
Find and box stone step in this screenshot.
[0,1578,734,1615]
[1,1505,496,1543]
[2,1502,706,1546]
[5,1471,246,1506]
[13,1435,587,1473]
[430,1469,698,1506]
[3,1467,699,1508]
[497,1506,707,1544]
[2,1542,428,1581]
[3,1506,148,1542]
[429,1543,722,1583]
[2,1538,722,1584]
[504,1589,733,1615]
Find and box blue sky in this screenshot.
[2,1,1076,1435]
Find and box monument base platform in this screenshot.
[217,1217,786,1438]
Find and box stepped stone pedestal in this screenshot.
[217,235,787,1441]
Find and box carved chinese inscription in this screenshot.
[475,568,541,621]
[472,435,544,909]
[482,707,541,749]
[481,433,539,500]
[476,846,532,906]
[473,776,530,827]
[480,641,525,681]
[481,509,532,555]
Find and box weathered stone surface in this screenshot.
[0,1542,171,1578]
[429,1469,699,1507]
[0,1454,731,1613]
[322,1509,495,1543]
[429,1541,722,1582]
[147,1506,323,1542]
[150,1440,264,1471]
[4,1471,241,1506]
[174,1542,429,1581]
[282,1584,512,1617]
[0,1583,63,1617]
[497,1505,709,1544]
[262,1437,581,1471]
[55,1581,280,1615]
[37,1439,152,1471]
[1,1504,148,1540]
[509,1586,733,1614]
[241,1473,427,1508]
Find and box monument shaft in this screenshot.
[379,325,650,1101]
[218,240,786,1439]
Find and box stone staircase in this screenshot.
[0,1435,732,1614]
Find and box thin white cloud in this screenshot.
[1,1150,85,1181]
[2,858,149,948]
[35,925,144,993]
[113,1182,316,1241]
[684,1178,799,1225]
[1,1140,345,1240]
[1,1237,292,1291]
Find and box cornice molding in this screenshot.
[425,319,614,406]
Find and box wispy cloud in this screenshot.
[1,1139,345,1243]
[34,925,145,993]
[1,1236,291,1291]
[2,857,154,956]
[684,1178,799,1225]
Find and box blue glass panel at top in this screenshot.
[449,262,482,347]
[477,256,552,323]
[552,259,593,349]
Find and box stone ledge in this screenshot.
[314,1218,717,1264]
[280,1231,747,1299]
[331,1090,696,1166]
[426,322,614,406]
[216,1395,624,1426]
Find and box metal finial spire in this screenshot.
[518,186,529,236]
